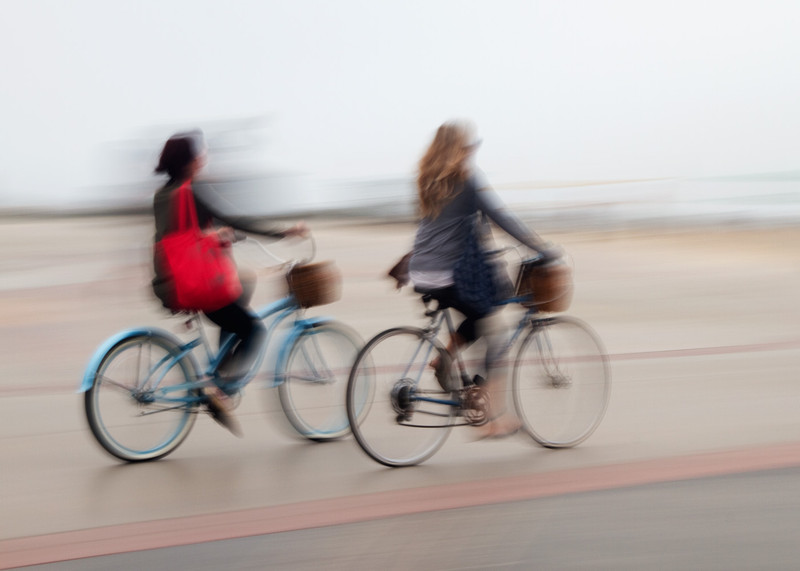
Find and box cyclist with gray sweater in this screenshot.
[408,121,558,438]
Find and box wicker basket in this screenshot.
[514,258,573,312]
[287,261,342,308]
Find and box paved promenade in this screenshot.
[1,214,799,568]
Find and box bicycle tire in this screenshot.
[84,332,199,462]
[513,315,610,448]
[347,327,456,467]
[278,321,363,441]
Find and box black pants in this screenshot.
[204,302,266,377]
[417,285,493,344]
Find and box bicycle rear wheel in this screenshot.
[84,332,199,462]
[513,316,610,448]
[347,327,456,467]
[278,321,362,441]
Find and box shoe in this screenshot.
[213,372,243,393]
[202,387,243,437]
[473,416,521,440]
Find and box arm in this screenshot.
[474,183,550,254]
[193,181,306,239]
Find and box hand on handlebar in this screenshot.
[537,243,563,263]
[283,221,309,239]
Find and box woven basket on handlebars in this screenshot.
[514,259,573,312]
[287,261,342,308]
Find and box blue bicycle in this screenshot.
[80,235,362,462]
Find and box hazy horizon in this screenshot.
[2,1,799,208]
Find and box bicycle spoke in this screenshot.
[278,322,362,440]
[347,328,455,467]
[94,373,138,394]
[513,316,610,448]
[85,334,198,462]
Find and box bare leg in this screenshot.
[431,332,466,369]
[475,316,520,438]
[475,373,521,438]
[429,332,465,391]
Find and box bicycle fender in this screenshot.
[273,316,334,386]
[78,328,191,393]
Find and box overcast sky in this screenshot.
[1,1,798,205]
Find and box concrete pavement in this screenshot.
[1,215,799,568]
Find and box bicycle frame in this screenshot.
[78,293,336,401]
[408,298,543,410]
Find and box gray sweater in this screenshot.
[409,173,546,286]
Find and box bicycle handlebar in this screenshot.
[239,231,317,267]
[489,242,564,266]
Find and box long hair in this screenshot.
[416,121,476,219]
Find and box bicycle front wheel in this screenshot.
[347,327,456,467]
[513,316,610,448]
[278,321,363,441]
[84,332,199,462]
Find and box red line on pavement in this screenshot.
[3,441,800,569]
[3,339,799,397]
[609,339,800,361]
